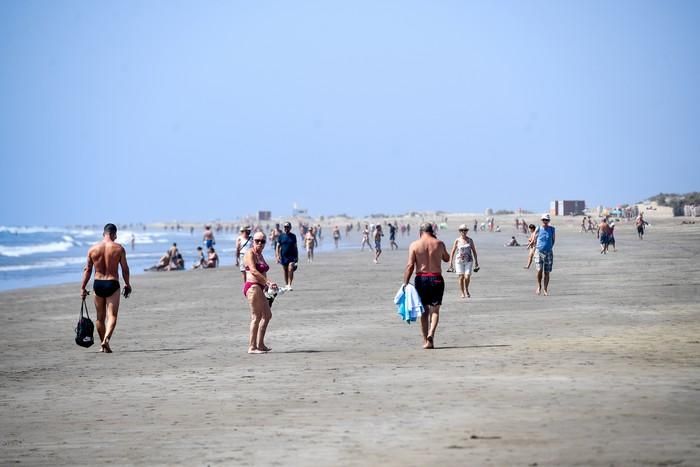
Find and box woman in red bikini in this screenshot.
[243,232,277,354]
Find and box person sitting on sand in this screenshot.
[505,236,520,247]
[192,246,205,269]
[168,252,185,270]
[205,247,219,268]
[145,252,171,272]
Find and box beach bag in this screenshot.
[75,299,95,348]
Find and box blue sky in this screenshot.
[1,0,698,226]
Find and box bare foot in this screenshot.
[460,294,466,299]
[101,338,112,353]
[466,291,471,298]
[423,336,434,349]
[536,287,541,295]
[248,348,265,354]
[523,265,530,269]
[543,289,549,296]
[258,345,272,352]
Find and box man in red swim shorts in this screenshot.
[403,222,450,349]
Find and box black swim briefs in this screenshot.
[93,279,120,298]
[414,274,445,307]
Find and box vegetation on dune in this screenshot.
[645,192,700,216]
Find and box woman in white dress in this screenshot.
[449,224,479,298]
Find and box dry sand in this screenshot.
[1,218,699,466]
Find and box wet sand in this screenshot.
[1,218,699,466]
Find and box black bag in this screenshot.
[75,299,95,348]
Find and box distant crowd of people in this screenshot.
[82,210,656,354]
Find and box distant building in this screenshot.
[258,211,271,221]
[550,200,586,216]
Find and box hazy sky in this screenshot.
[1,0,698,226]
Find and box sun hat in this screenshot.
[458,224,469,231]
[541,213,551,221]
[240,225,251,231]
[283,222,292,228]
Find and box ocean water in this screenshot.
[0,226,360,292]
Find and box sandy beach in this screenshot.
[1,216,699,466]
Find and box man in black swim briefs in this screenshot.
[403,222,450,349]
[80,223,132,353]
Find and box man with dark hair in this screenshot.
[276,222,299,291]
[80,223,132,353]
[403,222,450,349]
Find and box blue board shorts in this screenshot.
[535,250,553,273]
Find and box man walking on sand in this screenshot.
[80,223,132,353]
[534,214,556,296]
[403,222,450,349]
[276,221,299,291]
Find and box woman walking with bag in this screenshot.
[242,232,277,354]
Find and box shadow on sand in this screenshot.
[119,348,194,353]
[434,344,512,350]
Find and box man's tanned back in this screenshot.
[90,242,126,280]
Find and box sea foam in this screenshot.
[0,241,75,257]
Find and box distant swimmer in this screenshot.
[203,224,216,249]
[403,222,450,349]
[80,223,132,353]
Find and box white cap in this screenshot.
[541,213,551,221]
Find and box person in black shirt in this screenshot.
[275,222,299,291]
